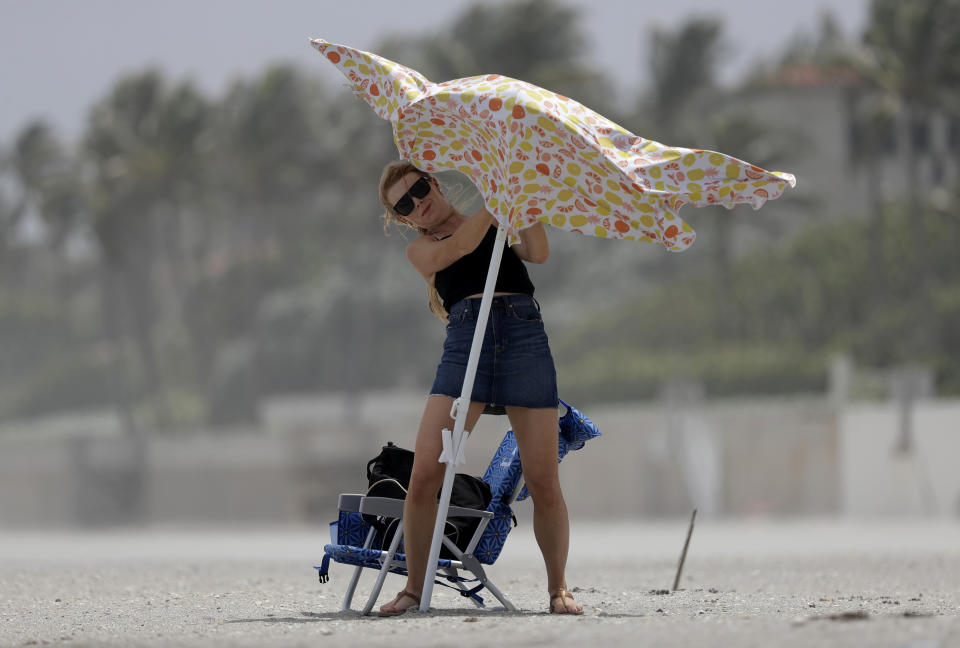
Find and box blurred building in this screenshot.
[727,62,959,222]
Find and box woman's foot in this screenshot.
[549,588,583,615]
[378,589,421,616]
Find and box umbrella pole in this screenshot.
[419,222,508,611]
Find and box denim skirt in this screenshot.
[429,294,558,409]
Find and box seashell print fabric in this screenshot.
[311,38,796,252]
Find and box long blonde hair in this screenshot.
[378,161,448,322]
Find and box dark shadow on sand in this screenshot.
[225,606,644,625]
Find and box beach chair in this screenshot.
[314,399,600,614]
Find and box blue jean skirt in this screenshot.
[430,294,558,409]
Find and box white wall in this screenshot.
[3,394,959,526]
[841,400,960,516]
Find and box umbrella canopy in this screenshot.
[312,38,796,252]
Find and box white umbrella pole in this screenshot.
[419,222,508,611]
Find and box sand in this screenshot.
[1,519,958,647]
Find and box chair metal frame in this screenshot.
[328,490,519,615]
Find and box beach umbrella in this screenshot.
[311,38,796,611]
[311,38,795,250]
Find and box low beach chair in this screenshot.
[315,399,600,614]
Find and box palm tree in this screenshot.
[638,17,805,331]
[769,10,898,303]
[378,0,614,116]
[213,65,346,269]
[646,17,724,143]
[847,88,899,301]
[702,113,806,337]
[0,149,26,296]
[12,121,84,303]
[84,69,212,431]
[203,65,359,423]
[861,0,960,304]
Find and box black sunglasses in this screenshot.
[392,176,431,216]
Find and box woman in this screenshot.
[376,160,582,616]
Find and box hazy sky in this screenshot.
[1,0,871,143]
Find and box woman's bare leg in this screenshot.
[379,395,486,614]
[506,405,582,614]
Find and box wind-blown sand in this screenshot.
[1,519,958,647]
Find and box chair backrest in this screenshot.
[515,400,601,501]
[475,430,524,564]
[475,400,601,563]
[332,432,521,564]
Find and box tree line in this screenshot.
[1,0,958,435]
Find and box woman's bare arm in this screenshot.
[511,221,549,264]
[405,209,497,278]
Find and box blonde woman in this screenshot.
[376,161,582,616]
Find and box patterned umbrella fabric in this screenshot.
[312,38,796,252]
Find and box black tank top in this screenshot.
[434,226,535,312]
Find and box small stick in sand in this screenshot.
[672,509,697,591]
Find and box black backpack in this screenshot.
[364,442,492,558]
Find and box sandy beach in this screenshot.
[1,519,958,647]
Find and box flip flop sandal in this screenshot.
[378,589,422,617]
[549,588,583,615]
